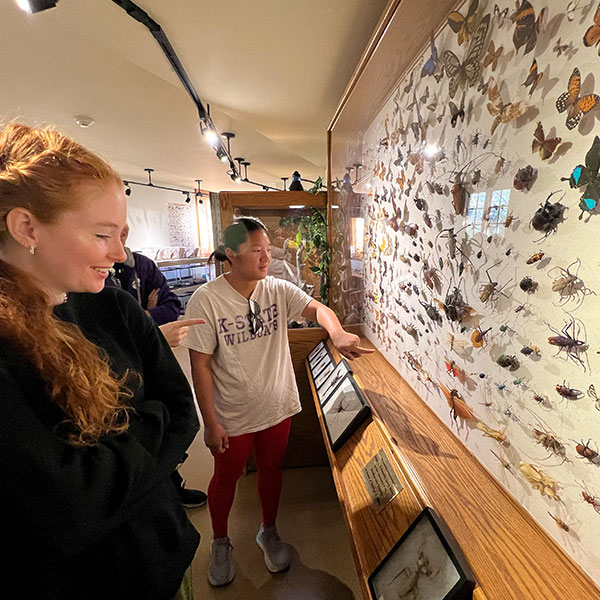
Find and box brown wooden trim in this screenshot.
[219,190,326,209]
[327,0,402,132]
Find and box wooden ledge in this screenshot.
[307,335,598,600]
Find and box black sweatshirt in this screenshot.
[0,288,200,600]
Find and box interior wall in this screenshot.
[125,185,201,253]
[330,0,600,586]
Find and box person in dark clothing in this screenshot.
[106,225,182,325]
[0,123,202,599]
[107,224,208,509]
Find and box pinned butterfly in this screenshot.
[448,0,480,45]
[532,122,562,161]
[443,14,490,99]
[561,135,600,217]
[556,67,600,130]
[487,77,528,135]
[522,58,543,96]
[583,2,600,54]
[510,0,546,55]
[483,40,503,71]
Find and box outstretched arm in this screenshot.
[302,299,374,360]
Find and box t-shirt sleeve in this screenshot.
[279,279,313,321]
[181,287,217,354]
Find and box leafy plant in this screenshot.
[279,207,330,304]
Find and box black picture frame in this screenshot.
[368,507,476,600]
[310,348,335,382]
[307,340,327,363]
[317,358,352,404]
[320,373,371,452]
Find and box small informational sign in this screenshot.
[361,449,404,513]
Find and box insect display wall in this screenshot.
[330,0,600,587]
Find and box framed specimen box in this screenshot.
[310,347,334,379]
[321,373,371,451]
[312,357,338,389]
[308,340,327,363]
[368,507,476,600]
[317,358,352,404]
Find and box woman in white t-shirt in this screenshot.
[183,216,372,587]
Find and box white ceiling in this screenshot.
[1,0,388,193]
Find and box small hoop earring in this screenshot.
[29,245,36,255]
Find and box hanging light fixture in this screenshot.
[123,168,200,198]
[195,179,204,204]
[241,161,251,181]
[289,171,304,191]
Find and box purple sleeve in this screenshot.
[134,254,182,325]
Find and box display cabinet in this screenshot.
[157,257,214,309]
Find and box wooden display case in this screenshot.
[307,333,599,600]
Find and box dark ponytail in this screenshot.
[209,216,267,263]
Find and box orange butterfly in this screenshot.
[522,58,543,96]
[487,78,528,135]
[532,122,562,161]
[555,67,600,130]
[483,40,503,71]
[583,3,600,54]
[448,0,479,45]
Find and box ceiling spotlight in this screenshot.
[216,147,228,163]
[228,170,242,184]
[184,192,191,203]
[289,170,304,191]
[202,126,219,147]
[123,182,132,196]
[15,0,59,13]
[74,115,95,128]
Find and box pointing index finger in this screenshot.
[174,318,206,327]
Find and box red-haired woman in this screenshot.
[0,124,201,599]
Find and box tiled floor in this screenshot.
[174,346,361,599]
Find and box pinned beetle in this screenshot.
[519,276,537,292]
[513,165,537,191]
[530,192,566,240]
[497,354,520,371]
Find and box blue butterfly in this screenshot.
[562,135,600,217]
[421,32,439,78]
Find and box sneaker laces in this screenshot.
[212,538,233,566]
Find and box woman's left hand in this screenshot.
[330,330,374,360]
[159,318,206,348]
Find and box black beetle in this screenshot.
[519,276,537,292]
[530,192,566,238]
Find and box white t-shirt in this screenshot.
[182,275,313,436]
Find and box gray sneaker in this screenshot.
[256,524,291,573]
[208,537,235,586]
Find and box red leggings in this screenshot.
[208,417,291,538]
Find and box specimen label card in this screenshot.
[361,449,404,513]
